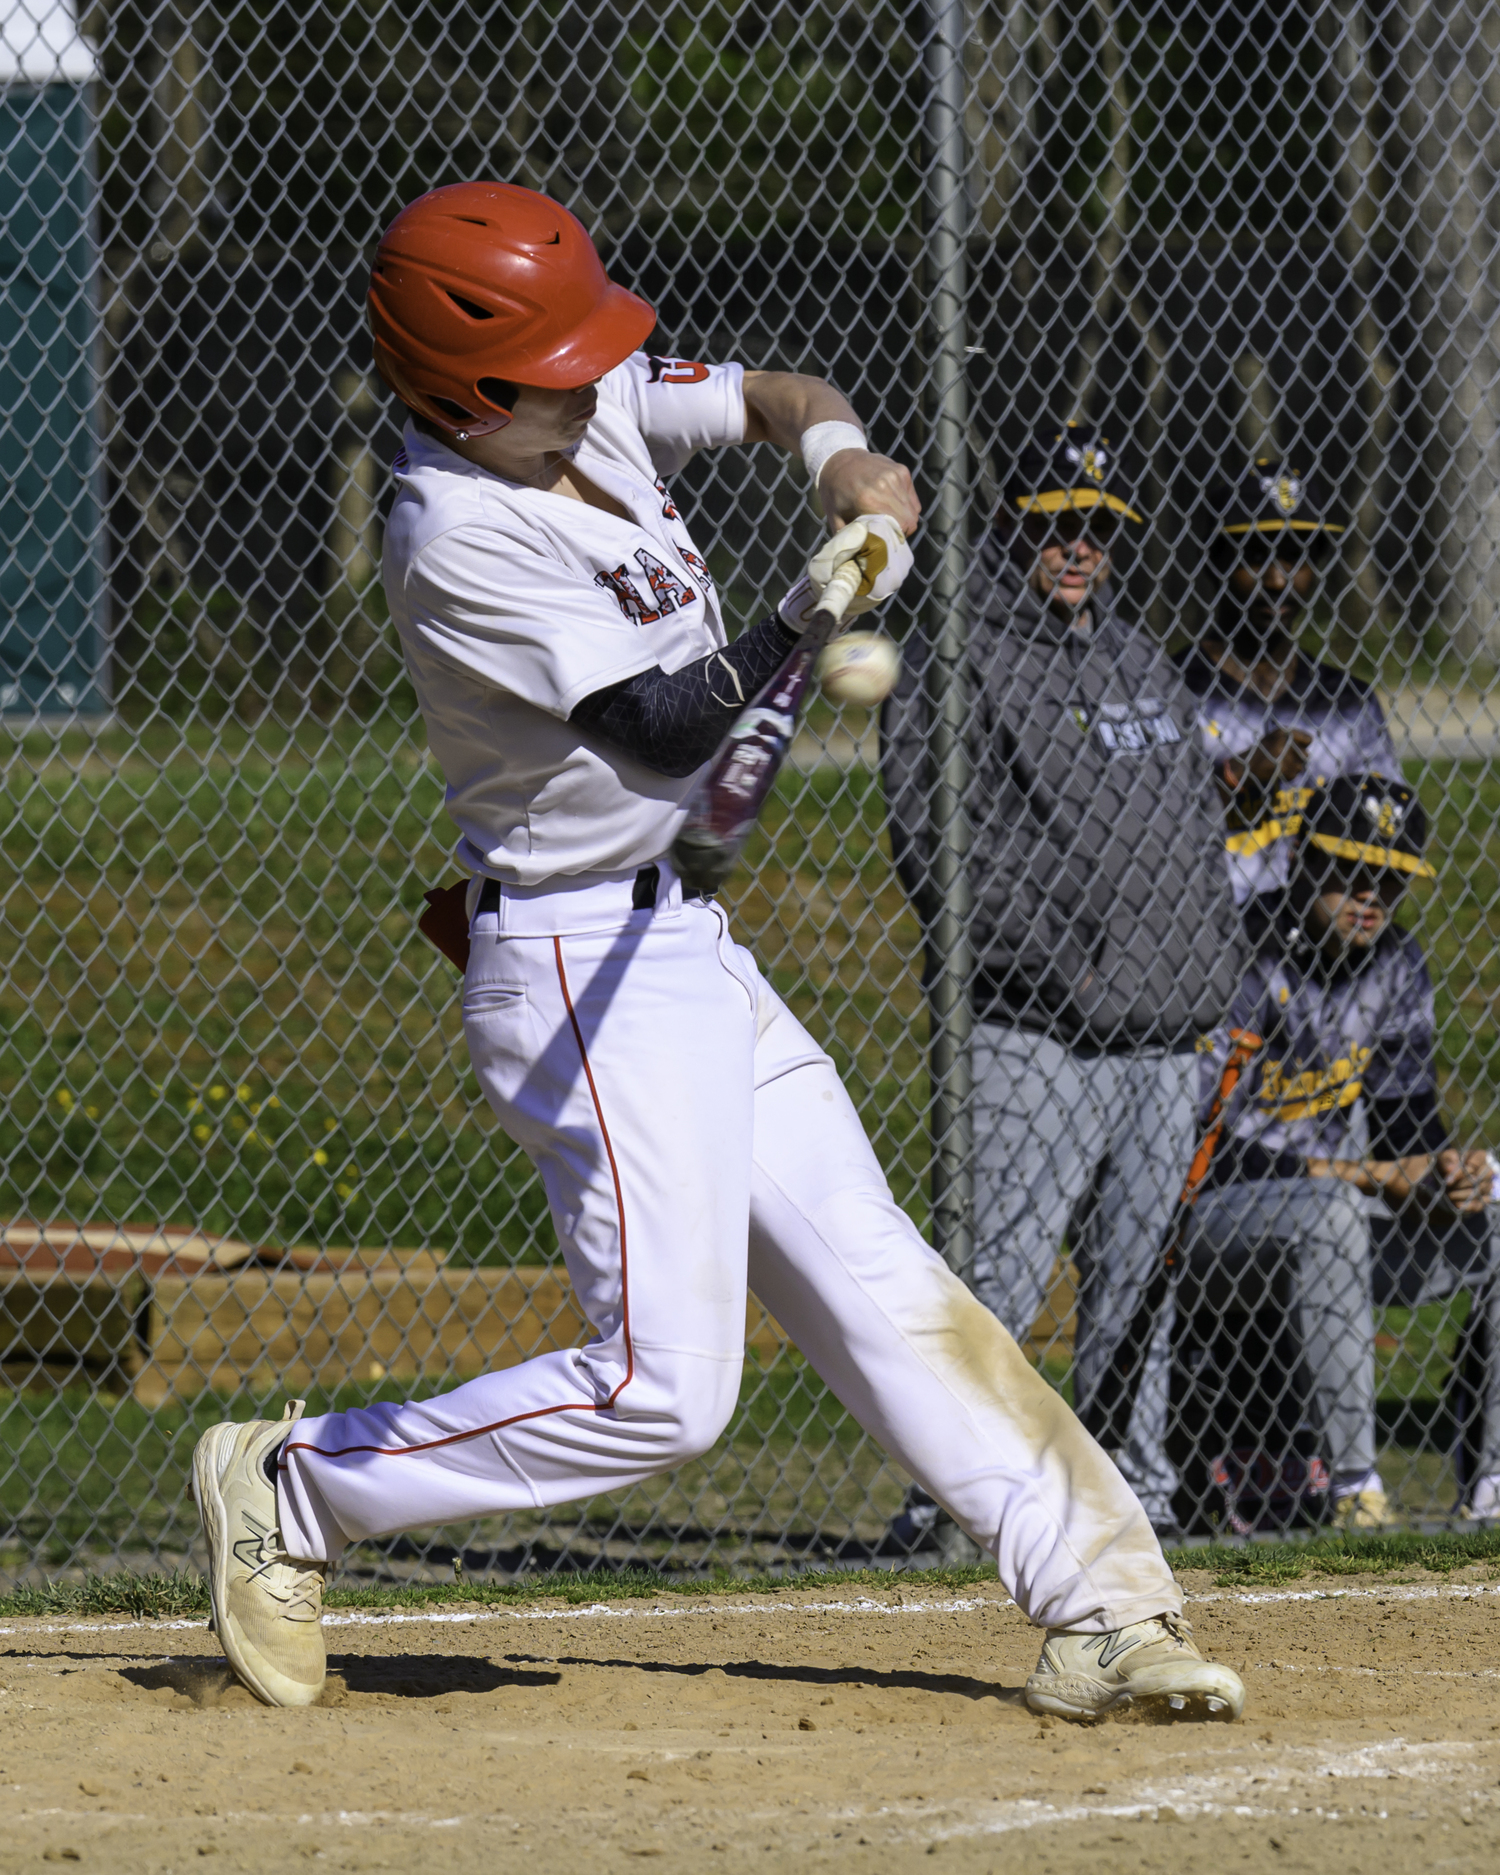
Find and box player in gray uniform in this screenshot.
[882,424,1243,1545]
[1175,460,1401,908]
[1179,775,1500,1530]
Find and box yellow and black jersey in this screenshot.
[1175,651,1400,906]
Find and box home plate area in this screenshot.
[0,1578,1496,1874]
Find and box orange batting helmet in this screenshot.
[367,181,656,437]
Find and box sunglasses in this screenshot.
[1318,859,1411,908]
[1021,509,1122,552]
[1229,531,1335,569]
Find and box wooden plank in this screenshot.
[134,1266,591,1403]
[136,1268,797,1403]
[0,1250,1066,1404]
[1024,1260,1078,1363]
[0,1269,146,1371]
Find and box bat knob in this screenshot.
[670,824,738,897]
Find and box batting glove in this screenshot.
[779,514,914,633]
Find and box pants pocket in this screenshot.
[462,982,528,1018]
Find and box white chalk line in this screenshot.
[4,1579,1499,1641]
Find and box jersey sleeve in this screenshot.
[403,524,661,720]
[600,354,747,475]
[1354,687,1402,779]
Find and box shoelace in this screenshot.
[261,1550,325,1619]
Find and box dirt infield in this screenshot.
[0,1571,1497,1873]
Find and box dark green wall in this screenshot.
[0,83,105,715]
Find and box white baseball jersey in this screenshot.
[274,353,1181,1638]
[382,354,745,885]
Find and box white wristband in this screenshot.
[800,420,867,489]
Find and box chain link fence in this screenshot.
[3,0,1500,1574]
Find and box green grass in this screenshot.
[1183,1526,1500,1587]
[0,1353,905,1562]
[0,726,1497,1553]
[0,719,930,1255]
[1409,760,1500,1133]
[6,1528,1500,1621]
[2,727,1491,1257]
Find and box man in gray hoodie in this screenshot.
[882,423,1244,1539]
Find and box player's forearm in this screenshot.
[1306,1155,1422,1199]
[740,371,861,450]
[740,372,921,534]
[570,612,799,779]
[1306,1150,1492,1216]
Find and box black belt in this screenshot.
[477,864,661,918]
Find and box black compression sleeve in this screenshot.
[570,611,800,778]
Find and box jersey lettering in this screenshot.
[1073,702,1183,755]
[653,475,680,520]
[647,355,710,386]
[1094,712,1181,754]
[594,565,662,626]
[680,548,713,590]
[633,549,697,615]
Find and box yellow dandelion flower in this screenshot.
[55,1090,74,1110]
[335,1182,355,1201]
[323,1118,338,1133]
[209,1085,227,1101]
[266,1096,281,1109]
[193,1124,211,1142]
[186,1098,202,1115]
[230,1116,246,1131]
[85,1106,99,1119]
[311,1148,329,1166]
[236,1084,251,1101]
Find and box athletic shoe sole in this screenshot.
[1026,1664,1244,1722]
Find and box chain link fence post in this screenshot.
[921,0,975,1286]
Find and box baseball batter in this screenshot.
[190,181,1244,1725]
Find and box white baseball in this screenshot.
[817,631,901,707]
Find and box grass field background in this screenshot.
[0,704,1497,1565]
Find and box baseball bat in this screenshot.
[671,556,866,896]
[1081,1027,1264,1453]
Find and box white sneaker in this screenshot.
[1463,1473,1500,1521]
[1025,1612,1245,1722]
[192,1401,328,1708]
[1331,1485,1390,1531]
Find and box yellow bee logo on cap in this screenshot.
[1364,794,1403,839]
[1275,475,1301,513]
[1082,448,1106,483]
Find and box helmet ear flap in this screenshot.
[476,377,519,418]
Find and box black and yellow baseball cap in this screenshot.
[1003,420,1144,524]
[1299,775,1435,880]
[1207,459,1345,546]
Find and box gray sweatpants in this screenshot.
[1184,1177,1500,1484]
[970,1023,1198,1527]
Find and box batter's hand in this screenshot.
[808,514,914,616]
[818,450,921,537]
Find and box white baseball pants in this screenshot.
[277,867,1178,1633]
